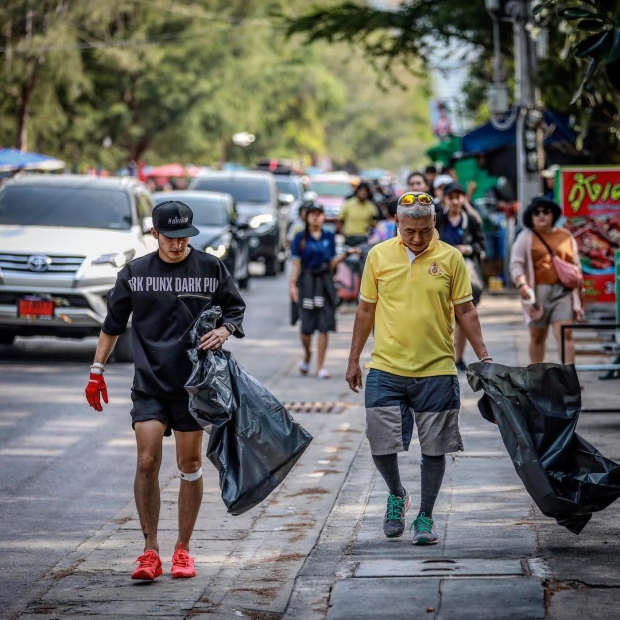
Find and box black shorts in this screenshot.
[130,391,203,437]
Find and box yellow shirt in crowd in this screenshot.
[360,231,473,377]
[339,198,377,236]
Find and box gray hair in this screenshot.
[397,202,435,219]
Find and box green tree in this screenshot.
[285,0,620,163]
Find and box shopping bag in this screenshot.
[467,361,620,534]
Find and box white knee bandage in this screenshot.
[179,467,202,482]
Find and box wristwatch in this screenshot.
[223,322,236,335]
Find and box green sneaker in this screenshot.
[383,490,411,538]
[411,512,438,545]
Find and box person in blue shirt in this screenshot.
[289,204,359,379]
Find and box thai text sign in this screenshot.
[557,167,620,304]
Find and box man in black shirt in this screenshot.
[85,200,245,581]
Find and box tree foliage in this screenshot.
[285,0,620,163]
[0,0,432,172]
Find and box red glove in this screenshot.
[85,372,108,411]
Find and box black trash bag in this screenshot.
[467,362,620,534]
[185,307,235,429]
[185,307,313,515]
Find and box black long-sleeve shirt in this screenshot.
[102,247,245,399]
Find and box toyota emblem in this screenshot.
[27,255,51,272]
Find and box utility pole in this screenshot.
[509,0,543,213]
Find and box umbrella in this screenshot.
[0,148,65,173]
[145,163,188,178]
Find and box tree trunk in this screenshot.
[16,57,43,151]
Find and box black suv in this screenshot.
[190,171,287,275]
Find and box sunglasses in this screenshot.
[532,208,551,217]
[399,193,434,206]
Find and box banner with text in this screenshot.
[557,166,620,304]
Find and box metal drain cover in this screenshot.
[283,402,347,414]
[355,558,523,578]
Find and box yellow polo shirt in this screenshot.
[360,231,473,377]
[339,198,378,236]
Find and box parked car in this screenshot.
[153,190,250,289]
[190,171,286,276]
[308,172,357,229]
[0,174,157,361]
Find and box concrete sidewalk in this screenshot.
[7,294,620,619]
[284,295,620,620]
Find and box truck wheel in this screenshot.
[112,328,134,363]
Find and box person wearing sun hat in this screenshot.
[509,196,583,365]
[84,199,246,582]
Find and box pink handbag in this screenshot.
[533,231,582,290]
[552,255,582,289]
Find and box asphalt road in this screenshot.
[0,267,292,613]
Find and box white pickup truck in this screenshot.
[0,174,157,361]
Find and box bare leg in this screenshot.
[529,326,548,364]
[552,320,575,364]
[174,430,203,551]
[301,333,312,363]
[317,332,328,373]
[134,420,166,552]
[454,323,467,362]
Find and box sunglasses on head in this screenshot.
[399,192,434,206]
[532,208,551,216]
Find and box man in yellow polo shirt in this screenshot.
[338,182,379,246]
[346,191,491,545]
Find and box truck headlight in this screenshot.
[92,250,135,267]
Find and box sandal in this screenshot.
[299,360,309,375]
[318,368,331,379]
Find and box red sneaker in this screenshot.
[131,550,163,580]
[171,543,196,578]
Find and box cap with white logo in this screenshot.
[152,200,199,238]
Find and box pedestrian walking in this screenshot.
[290,204,359,379]
[509,196,583,365]
[435,181,486,370]
[346,191,492,545]
[338,182,379,246]
[406,171,431,194]
[84,200,245,581]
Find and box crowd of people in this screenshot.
[83,161,584,580]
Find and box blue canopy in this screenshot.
[461,109,577,155]
[0,148,65,173]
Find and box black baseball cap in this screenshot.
[306,204,324,214]
[152,200,199,238]
[443,181,465,196]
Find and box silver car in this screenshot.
[0,174,157,361]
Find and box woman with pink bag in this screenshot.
[509,197,584,365]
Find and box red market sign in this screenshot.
[557,167,620,304]
[558,167,620,218]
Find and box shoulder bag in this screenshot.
[533,230,582,290]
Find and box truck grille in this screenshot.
[0,253,85,275]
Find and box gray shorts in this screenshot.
[364,369,463,456]
[529,283,573,329]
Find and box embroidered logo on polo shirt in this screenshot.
[428,261,443,276]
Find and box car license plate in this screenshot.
[17,297,55,320]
